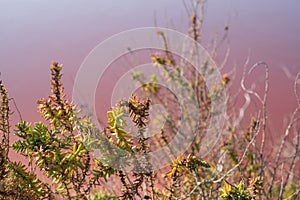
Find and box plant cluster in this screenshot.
[0,1,299,199]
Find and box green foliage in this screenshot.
[88,191,117,200]
[166,154,210,178]
[220,181,251,200]
[0,52,299,199]
[107,105,133,152]
[0,80,54,199]
[7,62,109,199]
[13,121,89,189]
[132,72,159,95]
[220,177,263,200]
[5,162,52,198]
[0,2,299,199]
[0,39,299,200]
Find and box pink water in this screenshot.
[0,1,299,144]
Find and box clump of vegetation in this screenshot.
[0,1,299,199]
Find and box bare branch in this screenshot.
[269,104,300,195]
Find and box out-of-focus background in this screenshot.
[0,0,299,140]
